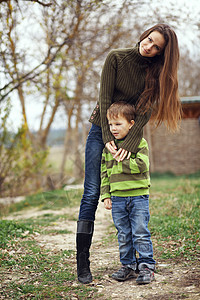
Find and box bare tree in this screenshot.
[0,0,199,191]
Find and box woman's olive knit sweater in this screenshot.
[89,44,153,153]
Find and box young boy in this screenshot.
[101,101,155,284]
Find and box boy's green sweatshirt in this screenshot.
[101,138,150,201]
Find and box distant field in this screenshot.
[47,146,85,184]
[47,146,81,174]
[47,146,65,170]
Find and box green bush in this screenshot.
[0,101,49,197]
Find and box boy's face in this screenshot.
[107,114,134,140]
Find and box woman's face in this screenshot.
[139,31,166,57]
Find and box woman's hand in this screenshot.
[114,148,131,162]
[105,141,117,155]
[105,142,131,161]
[104,198,112,210]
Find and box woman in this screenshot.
[76,23,182,284]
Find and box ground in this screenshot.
[2,200,200,300]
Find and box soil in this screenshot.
[3,201,200,300]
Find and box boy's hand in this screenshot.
[114,148,131,162]
[104,198,112,210]
[106,141,117,155]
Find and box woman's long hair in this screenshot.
[137,24,182,131]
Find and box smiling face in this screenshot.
[107,114,134,140]
[139,30,166,57]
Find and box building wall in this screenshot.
[144,119,200,175]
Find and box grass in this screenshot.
[102,172,200,261]
[149,172,200,260]
[0,189,83,218]
[0,220,34,248]
[0,172,200,298]
[1,240,96,299]
[18,213,74,227]
[0,188,98,299]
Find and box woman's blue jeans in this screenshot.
[111,195,155,268]
[78,124,105,221]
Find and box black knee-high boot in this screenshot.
[76,220,94,284]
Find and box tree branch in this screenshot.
[24,0,53,7]
[0,0,53,6]
[0,36,72,101]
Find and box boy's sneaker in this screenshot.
[136,265,155,284]
[112,266,136,281]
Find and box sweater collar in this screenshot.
[115,138,125,145]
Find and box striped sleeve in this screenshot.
[130,138,149,173]
[100,150,111,201]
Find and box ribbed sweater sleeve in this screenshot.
[120,109,152,153]
[99,51,117,144]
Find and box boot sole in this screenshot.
[78,274,92,284]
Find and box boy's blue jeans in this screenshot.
[78,124,104,221]
[111,195,155,268]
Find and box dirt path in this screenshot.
[5,202,200,300]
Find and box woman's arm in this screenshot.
[99,51,117,145]
[118,109,152,154]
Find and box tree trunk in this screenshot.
[73,101,84,180]
[59,108,73,185]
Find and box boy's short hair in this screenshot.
[107,101,136,122]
